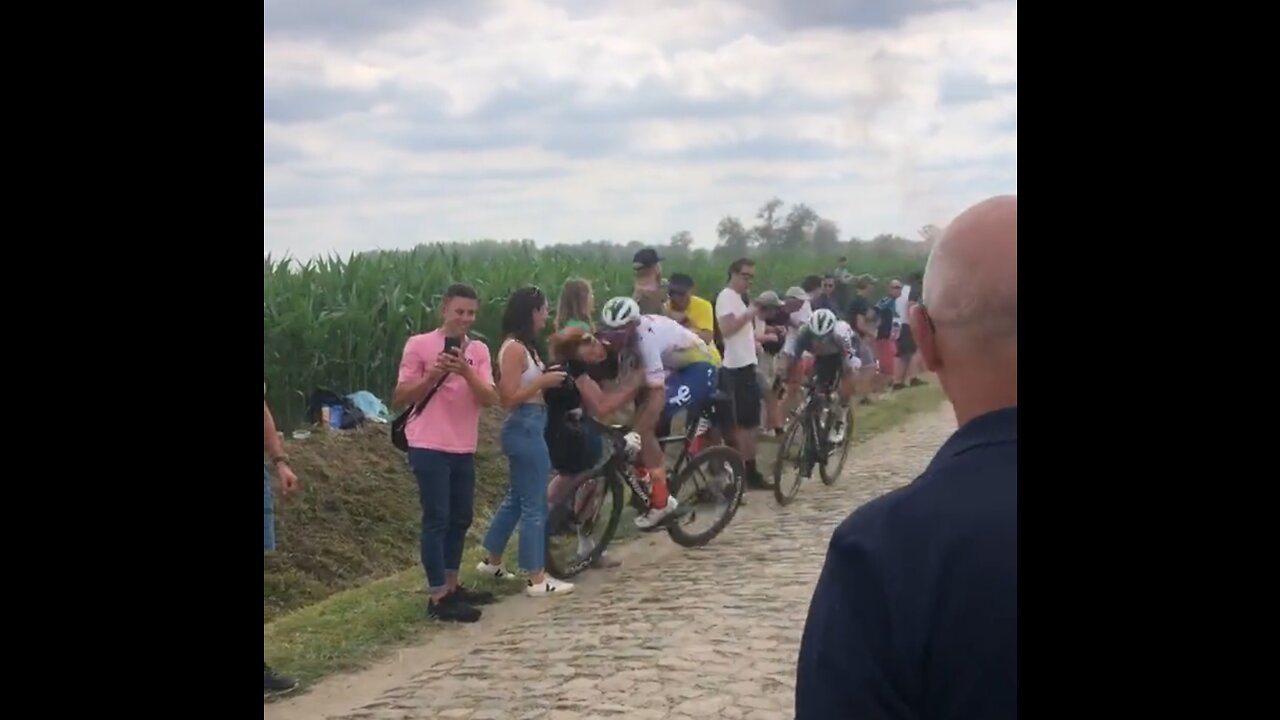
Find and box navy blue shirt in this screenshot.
[795,406,1017,720]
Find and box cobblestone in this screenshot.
[327,405,956,720]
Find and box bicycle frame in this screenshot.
[579,397,718,514]
[796,375,838,463]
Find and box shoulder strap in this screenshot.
[410,333,471,418]
[408,371,449,420]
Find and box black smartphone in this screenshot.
[443,335,461,355]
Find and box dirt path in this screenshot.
[265,402,958,720]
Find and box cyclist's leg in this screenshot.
[637,363,717,528]
[838,364,857,405]
[661,362,716,438]
[821,355,853,441]
[816,354,841,398]
[633,372,679,527]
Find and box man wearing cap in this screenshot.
[664,273,721,365]
[779,285,813,419]
[631,248,667,315]
[755,290,791,434]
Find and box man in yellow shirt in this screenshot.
[664,273,721,365]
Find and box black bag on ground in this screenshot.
[307,389,366,430]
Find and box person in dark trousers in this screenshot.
[263,382,299,694]
[795,194,1017,720]
[393,283,502,623]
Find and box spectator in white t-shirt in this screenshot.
[715,257,767,488]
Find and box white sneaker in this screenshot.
[526,575,574,597]
[828,419,846,444]
[475,560,520,580]
[634,496,680,530]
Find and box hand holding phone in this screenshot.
[436,336,465,373]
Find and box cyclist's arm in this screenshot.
[575,373,641,418]
[836,325,862,370]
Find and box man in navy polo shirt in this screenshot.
[795,194,1017,720]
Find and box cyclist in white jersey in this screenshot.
[596,297,721,529]
[780,308,862,445]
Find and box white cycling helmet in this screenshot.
[601,296,641,328]
[808,308,837,336]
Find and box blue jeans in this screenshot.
[483,404,552,573]
[264,464,276,552]
[408,449,476,593]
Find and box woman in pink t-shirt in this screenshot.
[477,286,575,597]
[393,283,500,623]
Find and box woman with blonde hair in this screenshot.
[556,278,594,334]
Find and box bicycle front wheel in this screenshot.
[819,402,854,485]
[772,412,809,506]
[665,446,746,548]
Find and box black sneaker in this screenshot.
[428,593,481,623]
[264,663,297,694]
[453,584,495,605]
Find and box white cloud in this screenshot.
[264,0,1017,257]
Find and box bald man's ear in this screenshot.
[911,305,943,373]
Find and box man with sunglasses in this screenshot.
[664,273,721,365]
[715,257,767,488]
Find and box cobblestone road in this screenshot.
[329,405,956,720]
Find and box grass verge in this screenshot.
[264,381,946,692]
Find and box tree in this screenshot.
[755,197,784,248]
[716,216,752,256]
[670,230,694,250]
[783,203,820,248]
[813,218,840,252]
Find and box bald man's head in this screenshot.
[921,195,1017,339]
[914,194,1017,424]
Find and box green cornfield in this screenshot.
[264,241,926,430]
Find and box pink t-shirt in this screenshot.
[396,330,494,454]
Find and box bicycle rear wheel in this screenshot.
[665,445,745,547]
[545,469,625,579]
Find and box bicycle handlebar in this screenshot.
[582,413,632,437]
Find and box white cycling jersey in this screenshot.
[634,314,719,386]
[782,319,861,370]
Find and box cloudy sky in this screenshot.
[263,0,1017,258]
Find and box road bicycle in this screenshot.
[544,393,746,578]
[771,366,855,505]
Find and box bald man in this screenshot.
[795,195,1017,720]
